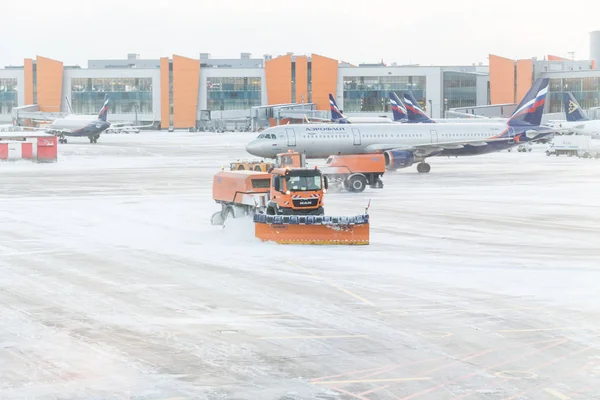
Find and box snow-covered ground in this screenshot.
[1,131,600,400]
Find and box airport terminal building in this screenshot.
[1,41,599,128]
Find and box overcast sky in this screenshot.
[2,0,597,68]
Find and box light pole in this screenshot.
[220,100,224,130]
[133,102,139,125]
[444,98,448,118]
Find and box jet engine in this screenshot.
[383,150,415,171]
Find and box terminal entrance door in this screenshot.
[430,129,438,143]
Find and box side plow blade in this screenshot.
[253,214,370,245]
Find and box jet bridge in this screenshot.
[250,103,328,130]
[11,105,68,125]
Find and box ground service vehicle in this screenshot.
[271,151,385,193]
[211,167,325,225]
[211,167,370,244]
[320,154,385,192]
[546,135,600,158]
[508,143,532,153]
[229,160,274,171]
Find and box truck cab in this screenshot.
[275,151,305,168]
[267,167,326,216]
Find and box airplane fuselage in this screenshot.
[246,122,545,159]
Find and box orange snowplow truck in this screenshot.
[211,166,326,225]
[274,151,385,193]
[211,166,370,245]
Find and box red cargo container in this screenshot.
[0,143,7,160]
[21,142,33,159]
[37,136,58,162]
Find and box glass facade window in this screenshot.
[547,77,600,113]
[0,78,18,114]
[71,77,153,114]
[343,76,426,112]
[442,72,477,110]
[206,77,261,111]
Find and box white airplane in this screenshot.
[547,93,600,137]
[61,95,154,134]
[246,79,555,174]
[40,95,111,143]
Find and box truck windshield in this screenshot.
[285,175,322,191]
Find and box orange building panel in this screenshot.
[265,54,292,105]
[172,55,200,129]
[36,56,63,112]
[489,54,515,104]
[547,55,570,61]
[295,56,308,104]
[24,58,33,105]
[310,54,338,110]
[515,59,533,102]
[160,57,170,128]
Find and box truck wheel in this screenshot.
[347,174,367,193]
[266,207,276,215]
[316,207,325,215]
[254,166,262,171]
[545,150,550,156]
[237,165,245,170]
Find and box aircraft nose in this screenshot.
[246,140,261,156]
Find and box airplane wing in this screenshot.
[21,126,78,136]
[364,137,521,157]
[110,117,156,129]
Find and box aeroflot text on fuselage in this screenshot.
[306,127,347,132]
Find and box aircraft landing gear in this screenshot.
[88,135,99,144]
[59,136,67,144]
[416,162,431,173]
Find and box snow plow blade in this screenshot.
[253,214,370,245]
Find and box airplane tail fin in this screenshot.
[507,78,548,127]
[389,92,408,122]
[329,94,346,122]
[563,92,588,122]
[403,93,434,123]
[98,95,109,122]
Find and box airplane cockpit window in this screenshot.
[257,134,265,139]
